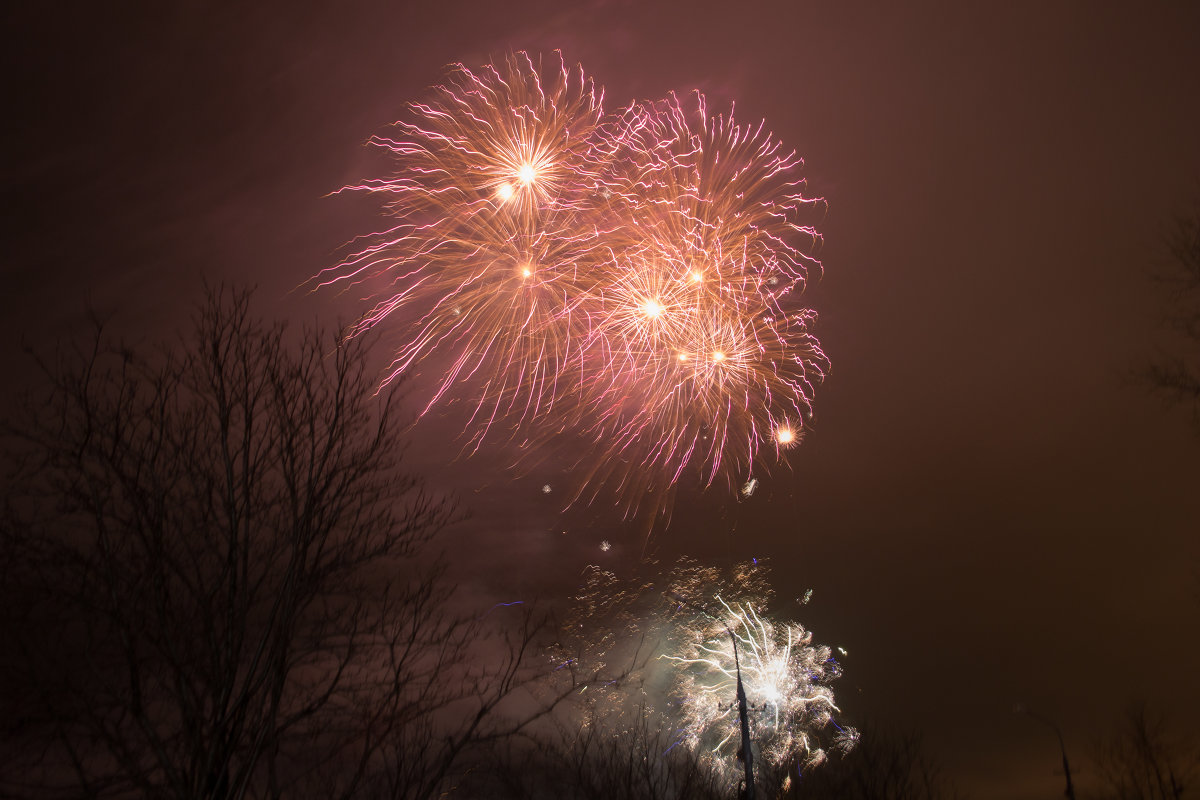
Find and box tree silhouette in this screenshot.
[1145,195,1200,427]
[471,703,727,800]
[0,288,574,800]
[784,724,962,800]
[1091,705,1196,800]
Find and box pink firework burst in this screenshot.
[315,53,828,520]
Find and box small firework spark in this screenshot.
[316,52,828,519]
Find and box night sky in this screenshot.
[4,2,1199,798]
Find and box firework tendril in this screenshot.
[314,52,828,515]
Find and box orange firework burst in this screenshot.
[314,52,604,443]
[315,52,828,519]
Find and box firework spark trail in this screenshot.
[316,52,828,516]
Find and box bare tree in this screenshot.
[468,702,727,800]
[0,288,571,800]
[784,724,962,800]
[1091,705,1196,800]
[1144,195,1200,427]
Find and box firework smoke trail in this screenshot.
[316,52,827,515]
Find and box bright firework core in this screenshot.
[517,162,537,184]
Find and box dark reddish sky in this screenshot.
[4,2,1200,797]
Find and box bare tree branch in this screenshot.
[1143,194,1200,428]
[1092,704,1197,800]
[0,287,580,800]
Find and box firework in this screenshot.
[663,596,854,781]
[556,559,854,788]
[314,52,604,447]
[317,53,828,514]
